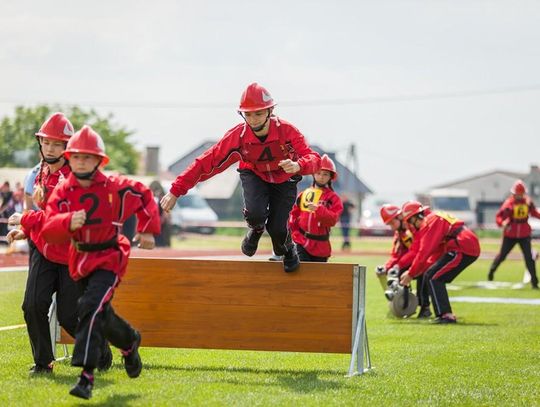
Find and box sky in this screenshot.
[1,0,539,203]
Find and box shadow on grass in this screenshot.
[73,393,140,407]
[44,372,115,390]
[385,319,498,327]
[142,363,349,392]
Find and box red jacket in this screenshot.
[407,211,481,278]
[20,163,71,264]
[289,186,343,258]
[42,171,160,281]
[384,228,413,270]
[496,195,540,238]
[170,117,320,197]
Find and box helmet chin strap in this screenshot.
[239,110,271,133]
[43,156,62,164]
[70,162,101,180]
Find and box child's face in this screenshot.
[314,170,332,186]
[69,153,101,172]
[243,109,269,130]
[40,137,65,160]
[387,217,401,231]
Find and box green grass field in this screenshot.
[1,236,539,406]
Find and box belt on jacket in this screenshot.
[445,225,465,241]
[72,237,118,252]
[299,227,330,241]
[511,219,528,224]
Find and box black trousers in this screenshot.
[424,252,478,316]
[490,236,538,287]
[22,241,82,367]
[297,245,328,262]
[239,170,300,255]
[72,269,138,369]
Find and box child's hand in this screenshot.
[70,210,86,232]
[134,233,155,250]
[6,229,26,244]
[8,212,22,226]
[278,159,300,174]
[160,192,178,213]
[306,203,318,212]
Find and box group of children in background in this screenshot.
[377,180,539,323]
[6,83,538,400]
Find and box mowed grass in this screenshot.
[1,236,539,406]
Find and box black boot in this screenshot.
[29,363,53,376]
[283,245,300,273]
[487,269,495,281]
[69,371,94,400]
[122,331,142,378]
[241,229,263,257]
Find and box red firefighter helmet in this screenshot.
[380,204,401,224]
[318,154,338,180]
[64,125,110,166]
[238,83,276,112]
[401,200,427,222]
[510,180,527,195]
[35,112,74,142]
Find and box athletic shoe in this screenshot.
[416,307,432,319]
[487,270,495,281]
[241,229,263,257]
[122,331,142,378]
[69,372,93,400]
[432,313,457,324]
[283,245,300,273]
[29,363,53,375]
[97,343,113,371]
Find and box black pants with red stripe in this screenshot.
[72,269,138,369]
[239,170,300,255]
[490,236,538,287]
[22,241,82,367]
[423,252,478,317]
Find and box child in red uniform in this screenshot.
[160,83,320,272]
[489,180,540,288]
[42,126,160,399]
[288,155,343,262]
[7,113,114,374]
[399,201,480,324]
[377,204,431,318]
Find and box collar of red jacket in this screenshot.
[65,170,108,188]
[242,116,281,143]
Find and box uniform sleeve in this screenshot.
[314,192,343,227]
[170,130,242,197]
[284,125,321,175]
[529,200,540,219]
[496,199,512,227]
[112,176,161,235]
[384,235,401,269]
[20,210,42,235]
[42,187,75,244]
[408,220,447,278]
[288,194,302,234]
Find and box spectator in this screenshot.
[340,196,355,250]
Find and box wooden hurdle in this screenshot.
[59,257,370,376]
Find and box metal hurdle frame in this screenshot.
[347,265,372,377]
[48,293,70,362]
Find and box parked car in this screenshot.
[161,184,218,235]
[358,197,393,237]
